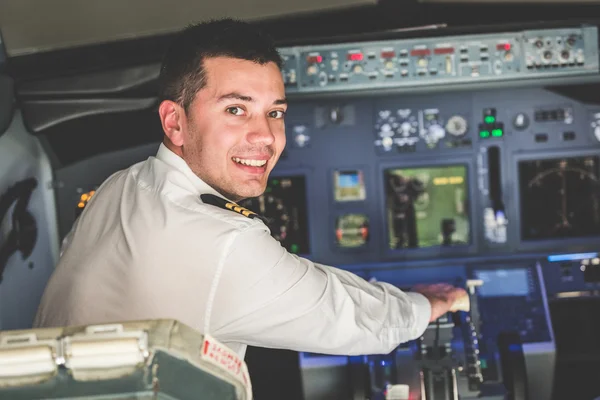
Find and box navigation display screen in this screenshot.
[519,156,600,241]
[239,175,310,254]
[475,269,530,297]
[384,165,470,249]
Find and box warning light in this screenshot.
[81,193,89,201]
[78,202,85,208]
[497,43,512,52]
[306,55,323,64]
[347,53,364,62]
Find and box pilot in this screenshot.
[34,18,467,358]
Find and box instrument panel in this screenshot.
[281,26,599,94]
[244,86,599,266]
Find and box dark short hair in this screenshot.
[158,18,283,112]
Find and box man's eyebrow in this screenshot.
[216,92,288,106]
[217,92,254,102]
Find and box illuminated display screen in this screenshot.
[334,170,366,202]
[519,156,600,241]
[239,175,310,254]
[384,165,470,249]
[475,269,530,297]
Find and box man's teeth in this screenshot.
[233,157,267,167]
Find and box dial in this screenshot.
[446,115,468,136]
[519,156,600,240]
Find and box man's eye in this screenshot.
[226,107,245,116]
[269,110,286,119]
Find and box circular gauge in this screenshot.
[520,157,600,240]
[335,214,369,248]
[239,194,290,241]
[445,115,468,136]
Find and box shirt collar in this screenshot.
[155,143,234,201]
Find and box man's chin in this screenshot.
[237,189,266,201]
[228,183,267,202]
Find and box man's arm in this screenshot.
[208,226,459,355]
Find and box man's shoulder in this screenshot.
[159,190,269,234]
[194,199,269,231]
[121,156,271,233]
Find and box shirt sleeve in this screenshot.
[209,226,431,355]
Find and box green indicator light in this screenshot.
[290,244,299,253]
[272,179,280,185]
[492,129,503,137]
[480,130,490,138]
[484,115,495,124]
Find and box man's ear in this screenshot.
[158,100,186,147]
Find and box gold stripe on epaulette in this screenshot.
[225,202,257,218]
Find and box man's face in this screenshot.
[182,57,287,201]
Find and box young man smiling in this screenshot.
[34,18,467,358]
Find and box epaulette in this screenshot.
[201,194,269,225]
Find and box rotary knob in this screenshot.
[400,122,412,137]
[513,112,529,130]
[330,107,343,124]
[422,124,445,144]
[446,115,468,136]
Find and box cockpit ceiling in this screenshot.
[0,0,376,57]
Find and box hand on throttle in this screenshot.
[412,283,469,322]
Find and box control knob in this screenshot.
[446,115,468,137]
[400,122,412,137]
[381,136,394,151]
[513,112,529,130]
[422,124,446,144]
[330,107,343,124]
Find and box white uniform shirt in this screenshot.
[34,143,431,358]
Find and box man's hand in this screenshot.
[412,283,469,322]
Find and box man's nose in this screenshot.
[247,116,275,145]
